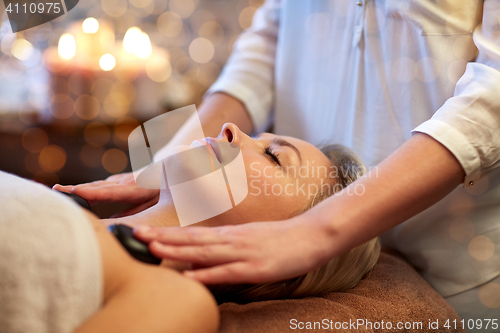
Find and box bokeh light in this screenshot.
[169,0,196,19]
[11,39,34,61]
[478,282,500,309]
[448,193,475,217]
[99,54,116,71]
[136,33,152,58]
[58,33,76,59]
[465,175,490,196]
[82,18,99,34]
[75,95,100,120]
[190,9,215,32]
[68,71,94,95]
[111,80,136,101]
[448,217,475,243]
[199,21,224,46]
[101,0,128,17]
[123,27,152,58]
[129,0,152,9]
[189,37,214,63]
[1,33,16,54]
[468,235,495,261]
[123,27,142,53]
[22,127,49,153]
[113,116,139,148]
[84,121,110,147]
[130,1,155,17]
[239,7,256,29]
[38,144,67,172]
[151,0,168,15]
[157,11,183,38]
[92,77,114,102]
[102,148,128,173]
[51,76,71,95]
[50,94,74,119]
[104,92,130,117]
[146,53,172,82]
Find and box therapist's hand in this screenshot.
[53,172,159,206]
[136,133,466,285]
[134,217,333,285]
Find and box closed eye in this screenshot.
[265,147,281,166]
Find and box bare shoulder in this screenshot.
[79,211,219,333]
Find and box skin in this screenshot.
[74,210,219,333]
[101,122,333,229]
[54,93,466,286]
[134,131,464,285]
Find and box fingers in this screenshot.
[105,173,136,184]
[52,184,74,193]
[54,180,159,204]
[53,181,119,200]
[70,182,123,201]
[110,195,159,218]
[149,241,239,266]
[182,263,256,285]
[134,226,229,245]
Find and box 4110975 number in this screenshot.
[5,2,61,14]
[444,318,498,330]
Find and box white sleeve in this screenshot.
[205,0,281,133]
[412,0,500,186]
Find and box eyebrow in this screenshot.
[272,137,302,165]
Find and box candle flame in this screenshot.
[136,33,152,58]
[123,27,152,58]
[58,33,76,59]
[82,18,99,34]
[123,27,142,53]
[99,54,116,71]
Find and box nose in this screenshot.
[219,123,241,144]
[217,123,257,151]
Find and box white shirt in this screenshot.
[207,0,500,324]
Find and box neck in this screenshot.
[102,193,180,228]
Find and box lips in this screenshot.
[204,138,221,163]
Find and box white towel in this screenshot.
[0,171,102,333]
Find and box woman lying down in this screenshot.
[0,123,380,333]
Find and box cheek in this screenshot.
[207,176,310,225]
[245,159,268,179]
[245,175,309,220]
[232,159,312,220]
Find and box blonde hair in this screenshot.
[210,144,381,304]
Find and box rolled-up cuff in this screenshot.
[411,119,481,187]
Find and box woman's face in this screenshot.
[161,123,333,226]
